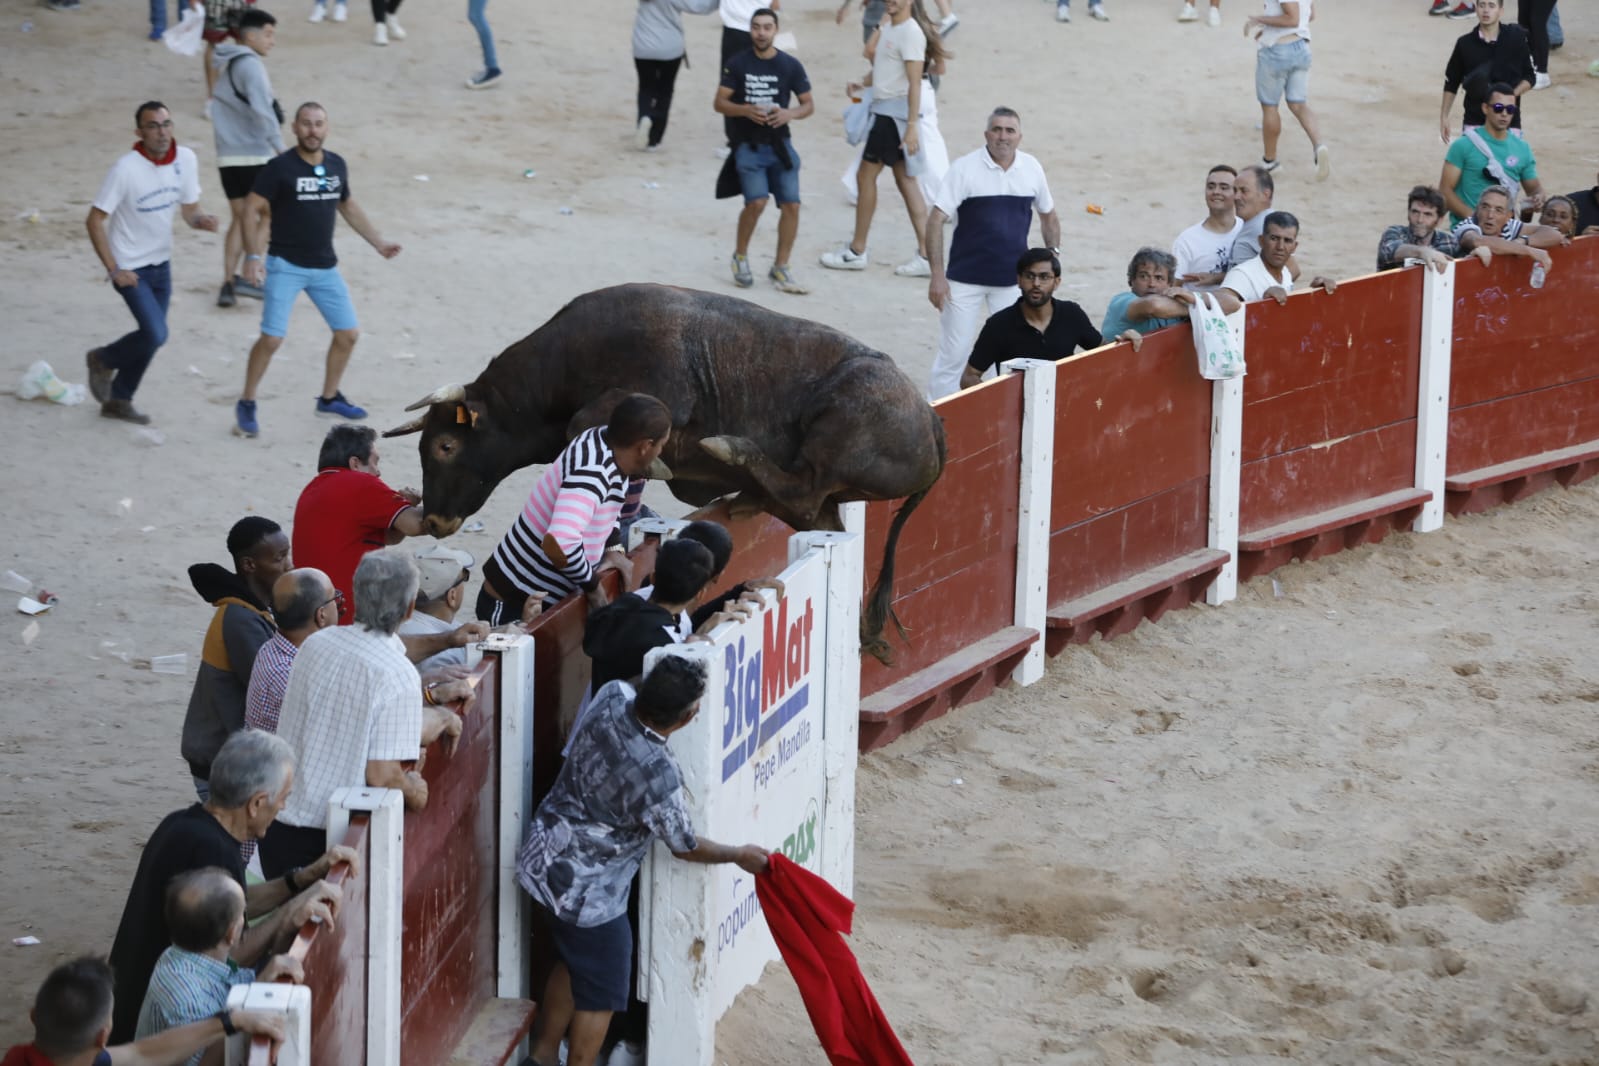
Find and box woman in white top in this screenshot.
[839,0,949,211]
[1246,0,1329,181]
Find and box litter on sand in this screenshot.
[13,936,41,947]
[18,597,51,616]
[21,621,40,646]
[17,361,86,406]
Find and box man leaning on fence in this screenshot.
[517,656,770,1066]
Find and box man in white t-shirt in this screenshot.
[1245,0,1329,180]
[1215,210,1335,313]
[1172,165,1242,292]
[84,101,219,425]
[922,107,1060,400]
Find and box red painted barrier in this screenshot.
[1046,330,1225,650]
[1445,236,1599,513]
[1236,270,1429,578]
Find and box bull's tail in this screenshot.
[860,413,947,665]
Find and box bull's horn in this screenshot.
[381,416,427,438]
[403,384,466,412]
[645,458,674,481]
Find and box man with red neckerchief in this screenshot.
[84,101,219,426]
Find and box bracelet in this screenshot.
[245,254,263,261]
[215,1009,237,1037]
[423,683,438,706]
[283,866,303,893]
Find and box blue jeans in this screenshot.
[468,0,498,71]
[103,261,171,401]
[1548,3,1562,46]
[1255,39,1311,106]
[735,142,801,205]
[150,0,167,34]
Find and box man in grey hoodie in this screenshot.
[211,8,284,309]
[632,0,719,150]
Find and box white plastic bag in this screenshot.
[1189,292,1245,380]
[163,6,205,57]
[17,361,86,406]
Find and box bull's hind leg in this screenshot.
[699,436,840,530]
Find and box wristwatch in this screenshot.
[215,1009,238,1037]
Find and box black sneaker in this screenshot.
[85,349,115,404]
[217,280,237,307]
[101,399,151,425]
[231,274,265,300]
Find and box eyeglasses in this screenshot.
[450,567,472,592]
[1489,102,1517,115]
[1020,271,1059,283]
[320,589,346,610]
[140,120,175,131]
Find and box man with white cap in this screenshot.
[399,544,523,673]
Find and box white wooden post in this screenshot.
[999,359,1056,686]
[225,982,311,1066]
[793,529,864,895]
[327,787,404,1066]
[1413,260,1455,532]
[479,631,535,1000]
[1206,309,1247,606]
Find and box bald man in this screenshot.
[246,568,340,736]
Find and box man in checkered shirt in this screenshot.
[261,548,467,878]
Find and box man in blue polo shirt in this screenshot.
[923,107,1060,400]
[233,102,403,439]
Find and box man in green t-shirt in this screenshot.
[1440,83,1544,224]
[1100,247,1191,350]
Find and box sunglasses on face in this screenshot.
[1489,102,1517,115]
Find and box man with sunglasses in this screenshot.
[235,101,402,437]
[85,101,220,425]
[1440,84,1542,225]
[959,248,1100,390]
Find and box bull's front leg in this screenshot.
[699,436,837,530]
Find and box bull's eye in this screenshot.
[432,437,458,461]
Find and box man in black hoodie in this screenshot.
[180,516,291,799]
[583,538,717,693]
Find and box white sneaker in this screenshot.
[635,116,652,150]
[1178,2,1198,20]
[1206,5,1220,25]
[1056,2,1071,21]
[1313,143,1330,182]
[894,254,931,277]
[819,246,868,270]
[714,145,731,160]
[1089,3,1108,19]
[937,12,958,34]
[385,14,405,38]
[1533,71,1551,90]
[332,1,347,20]
[372,21,387,44]
[308,1,325,21]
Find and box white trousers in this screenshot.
[928,279,1021,401]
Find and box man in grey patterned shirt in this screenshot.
[517,656,769,1066]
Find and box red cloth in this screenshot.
[754,854,913,1066]
[0,1046,53,1066]
[292,468,412,625]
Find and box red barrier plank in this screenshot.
[857,374,1025,697]
[1050,328,1212,528]
[1049,480,1210,605]
[401,663,501,1066]
[1242,270,1422,461]
[1448,237,1599,409]
[294,818,369,1066]
[1448,378,1599,475]
[1240,420,1419,534]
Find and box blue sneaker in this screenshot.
[234,399,259,438]
[315,391,367,420]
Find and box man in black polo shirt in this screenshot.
[1568,169,1599,235]
[960,248,1101,390]
[107,731,353,1042]
[1439,0,1533,145]
[232,102,403,439]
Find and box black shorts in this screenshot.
[861,113,905,167]
[542,905,632,1013]
[219,164,265,201]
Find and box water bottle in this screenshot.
[1530,261,1546,289]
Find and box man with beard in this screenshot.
[1376,185,1463,272]
[959,248,1100,390]
[233,102,402,438]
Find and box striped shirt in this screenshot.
[274,625,422,830]
[135,947,255,1066]
[490,428,627,601]
[244,632,298,734]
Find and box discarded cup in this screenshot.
[150,654,188,675]
[1,571,31,595]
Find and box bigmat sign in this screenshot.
[640,528,863,1066]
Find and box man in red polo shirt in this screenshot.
[292,423,425,626]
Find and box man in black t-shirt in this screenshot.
[1568,170,1599,236]
[106,730,354,1042]
[714,8,814,295]
[961,248,1102,389]
[232,102,402,440]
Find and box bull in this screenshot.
[383,284,945,663]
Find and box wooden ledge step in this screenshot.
[1238,488,1432,552]
[860,626,1038,724]
[1047,548,1230,629]
[446,997,538,1066]
[1445,439,1599,493]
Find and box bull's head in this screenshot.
[383,383,552,539]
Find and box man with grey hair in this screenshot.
[1099,247,1192,348]
[136,869,303,1062]
[108,730,354,1042]
[1230,163,1288,268]
[264,548,466,877]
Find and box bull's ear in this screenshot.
[454,401,487,429]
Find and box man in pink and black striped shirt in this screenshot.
[478,394,673,624]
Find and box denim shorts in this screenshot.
[1255,38,1311,106]
[542,905,632,1013]
[735,142,801,205]
[260,255,359,337]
